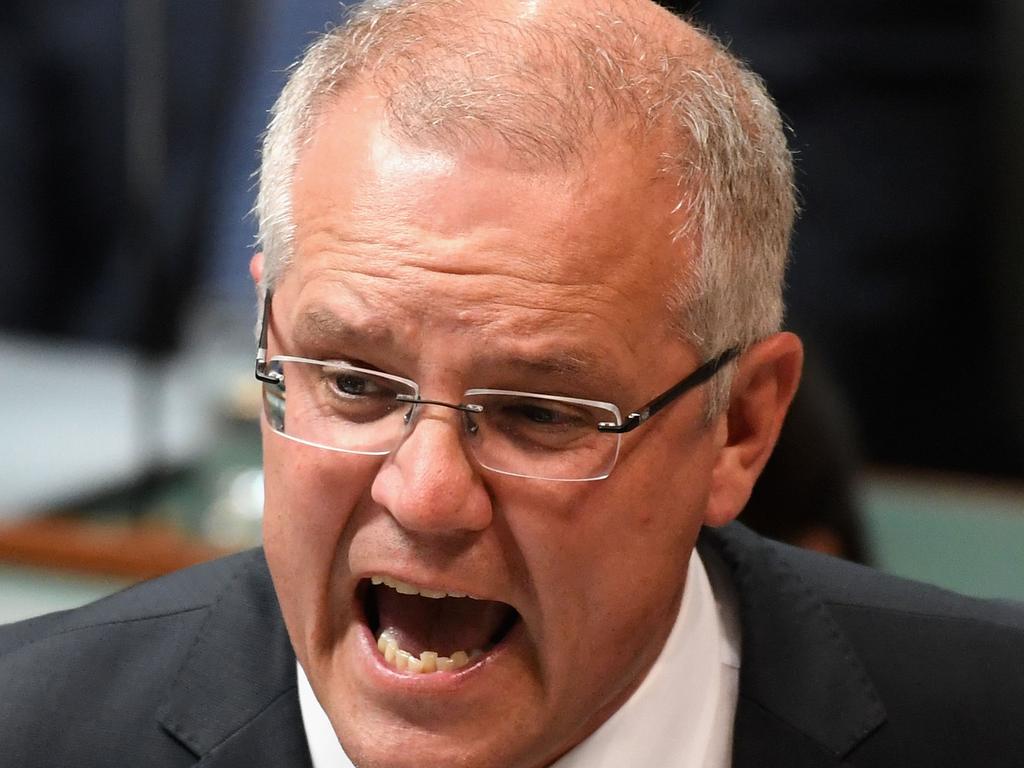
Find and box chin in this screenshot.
[333,717,554,768]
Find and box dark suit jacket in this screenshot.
[2,523,1023,766]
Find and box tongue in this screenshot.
[374,587,513,657]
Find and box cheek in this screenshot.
[509,475,699,641]
[524,439,714,646]
[261,434,378,641]
[262,431,379,529]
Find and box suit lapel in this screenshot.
[156,550,313,768]
[700,524,887,767]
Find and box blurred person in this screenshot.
[206,0,341,303]
[741,357,869,563]
[0,0,253,352]
[2,3,1023,768]
[668,0,1023,477]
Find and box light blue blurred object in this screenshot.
[0,336,220,519]
[863,473,1024,601]
[0,565,127,625]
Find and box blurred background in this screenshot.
[1,0,1022,623]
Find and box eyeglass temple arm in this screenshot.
[597,347,740,434]
[255,289,282,384]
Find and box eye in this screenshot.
[490,397,593,435]
[331,373,382,397]
[508,402,576,426]
[315,364,410,424]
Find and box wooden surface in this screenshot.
[0,516,233,581]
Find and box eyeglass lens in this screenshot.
[261,358,621,481]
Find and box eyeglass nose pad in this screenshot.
[265,390,286,431]
[392,399,482,466]
[402,401,416,426]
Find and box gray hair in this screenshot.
[255,0,795,414]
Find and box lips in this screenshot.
[360,574,520,675]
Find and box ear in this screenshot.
[704,332,803,527]
[250,252,265,286]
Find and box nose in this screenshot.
[370,407,493,535]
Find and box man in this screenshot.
[2,1,1022,766]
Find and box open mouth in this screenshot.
[360,575,520,675]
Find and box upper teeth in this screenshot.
[371,574,471,600]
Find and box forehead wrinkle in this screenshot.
[307,244,638,323]
[299,224,591,291]
[289,277,623,391]
[299,261,650,378]
[296,298,610,373]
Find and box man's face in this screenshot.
[260,92,728,768]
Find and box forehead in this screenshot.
[286,91,691,357]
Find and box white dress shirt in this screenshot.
[297,548,741,767]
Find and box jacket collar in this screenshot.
[156,550,312,767]
[701,523,887,766]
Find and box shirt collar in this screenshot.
[297,550,740,767]
[549,548,739,768]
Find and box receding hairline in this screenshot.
[285,0,724,173]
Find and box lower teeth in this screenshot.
[376,628,481,674]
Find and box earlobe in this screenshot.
[250,252,265,286]
[704,332,803,527]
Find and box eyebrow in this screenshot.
[505,351,597,381]
[291,307,397,352]
[290,305,616,392]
